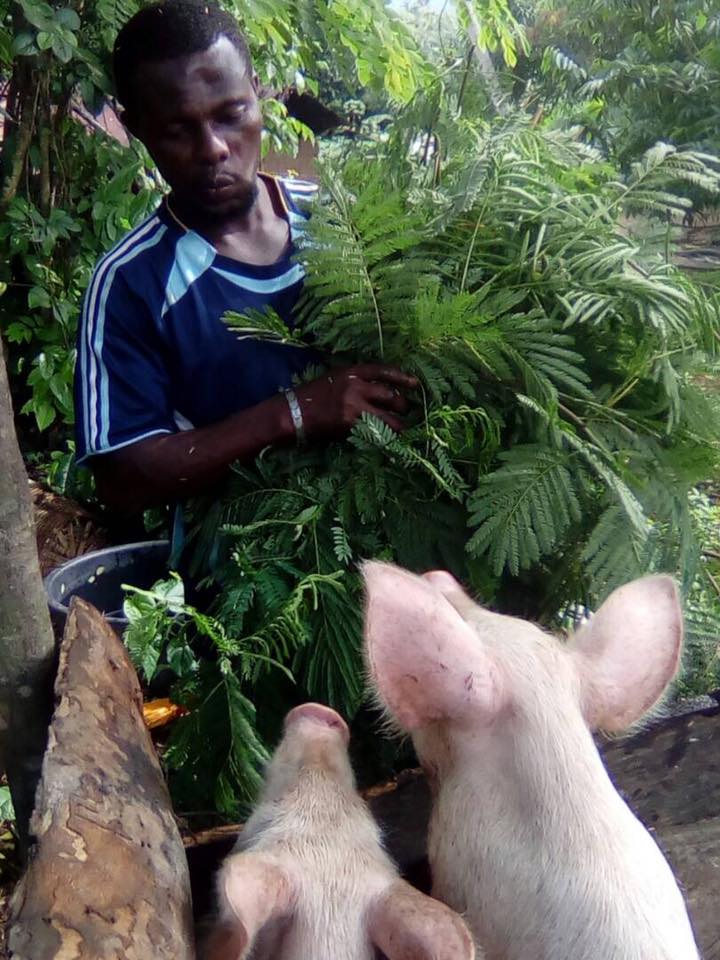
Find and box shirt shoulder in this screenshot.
[89,209,174,285]
[86,205,198,327]
[274,175,319,215]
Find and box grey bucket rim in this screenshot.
[44,539,171,627]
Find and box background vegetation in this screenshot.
[1,0,719,818]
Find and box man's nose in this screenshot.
[197,122,229,165]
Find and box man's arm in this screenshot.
[92,364,417,514]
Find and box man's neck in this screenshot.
[168,174,291,266]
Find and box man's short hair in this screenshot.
[113,0,253,113]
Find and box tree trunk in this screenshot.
[462,0,508,117]
[0,340,57,851]
[7,597,195,959]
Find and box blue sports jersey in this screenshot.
[74,174,319,464]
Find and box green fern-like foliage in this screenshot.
[128,113,720,818]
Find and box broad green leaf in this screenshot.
[12,31,37,55]
[56,8,81,30]
[0,786,14,821]
[51,32,76,62]
[28,286,51,310]
[19,0,55,31]
[36,30,53,51]
[34,401,56,432]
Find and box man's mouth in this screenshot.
[199,174,236,196]
[188,175,258,215]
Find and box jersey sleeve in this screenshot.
[74,264,176,464]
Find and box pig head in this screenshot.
[202,702,476,960]
[363,562,700,960]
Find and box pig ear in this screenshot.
[571,575,683,732]
[200,921,251,960]
[368,879,476,960]
[363,562,502,731]
[213,851,296,958]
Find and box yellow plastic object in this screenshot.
[143,698,188,730]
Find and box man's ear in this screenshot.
[571,575,683,732]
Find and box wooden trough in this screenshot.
[7,598,720,958]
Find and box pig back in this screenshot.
[427,767,699,960]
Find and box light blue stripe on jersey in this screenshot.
[79,428,173,463]
[288,209,309,242]
[81,215,163,454]
[283,178,316,240]
[97,225,168,448]
[285,179,318,194]
[211,261,305,294]
[161,230,217,317]
[84,218,168,451]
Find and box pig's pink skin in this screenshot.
[209,702,477,960]
[284,701,350,743]
[364,562,700,960]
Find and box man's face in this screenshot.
[126,36,262,221]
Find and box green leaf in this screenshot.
[0,786,14,821]
[34,401,56,432]
[28,286,51,310]
[12,31,37,55]
[4,322,32,344]
[467,445,584,576]
[0,26,14,66]
[56,8,81,29]
[36,30,53,51]
[125,618,164,681]
[51,32,76,62]
[19,0,55,30]
[166,637,197,676]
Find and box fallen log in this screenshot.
[7,597,195,960]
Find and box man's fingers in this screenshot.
[365,383,409,413]
[350,364,418,389]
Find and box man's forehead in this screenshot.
[135,35,252,100]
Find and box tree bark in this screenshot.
[7,597,195,960]
[0,340,57,851]
[462,0,509,117]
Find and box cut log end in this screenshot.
[8,597,195,960]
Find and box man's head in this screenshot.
[113,1,262,223]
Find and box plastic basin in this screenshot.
[44,540,170,635]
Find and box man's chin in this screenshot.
[176,181,259,223]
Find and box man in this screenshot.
[74,0,416,516]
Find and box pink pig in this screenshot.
[363,562,700,960]
[203,701,476,960]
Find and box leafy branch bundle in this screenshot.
[126,116,720,818]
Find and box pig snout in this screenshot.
[284,702,350,744]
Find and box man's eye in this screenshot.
[221,106,247,123]
[163,124,187,139]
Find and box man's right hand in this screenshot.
[92,364,419,515]
[296,364,419,440]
